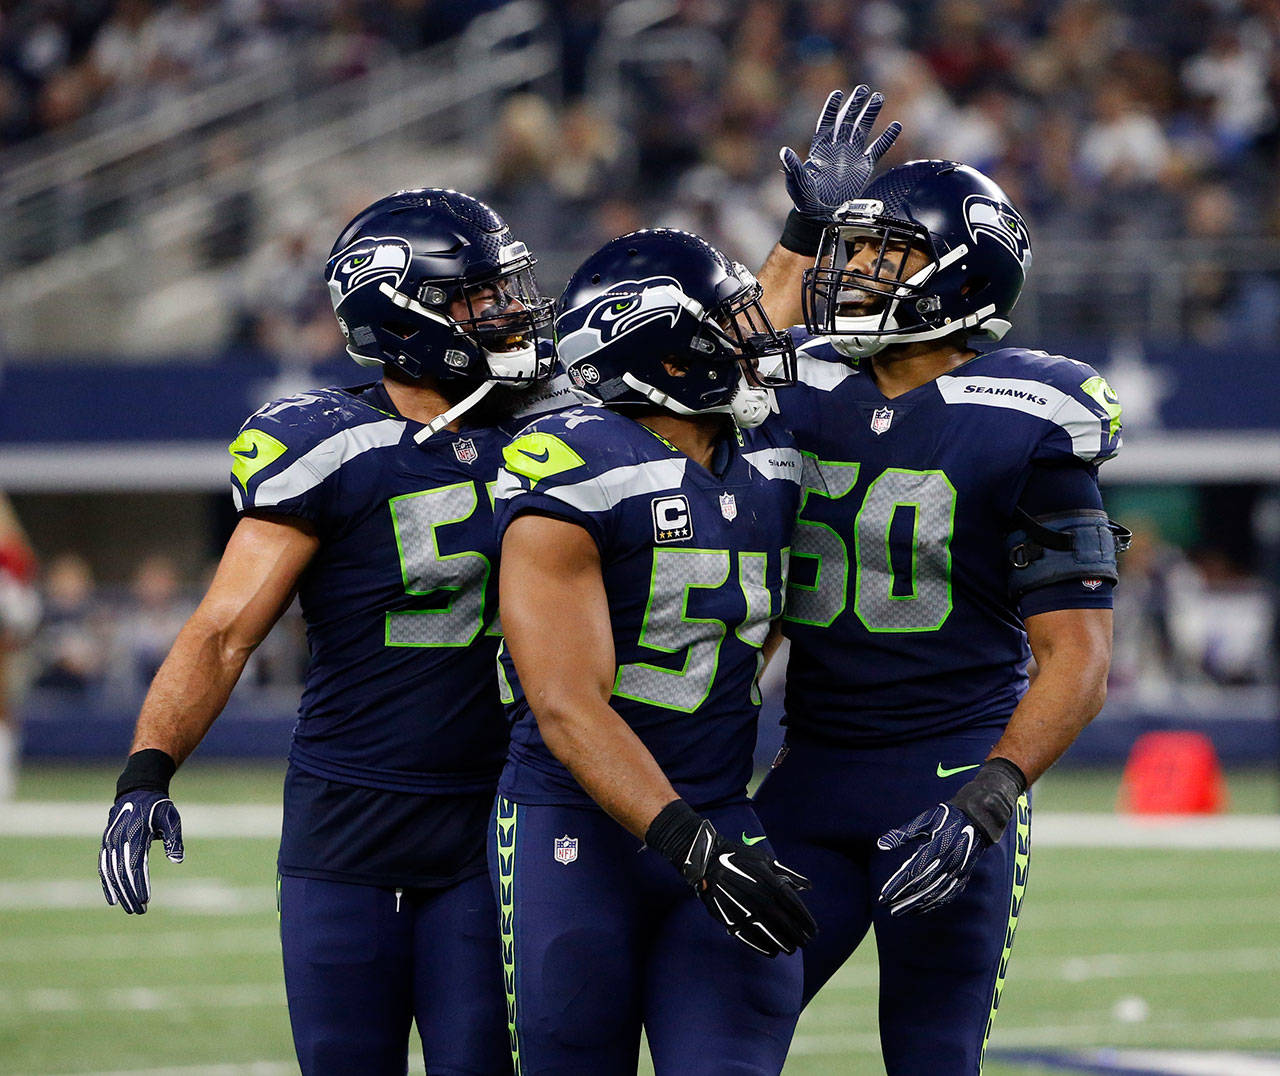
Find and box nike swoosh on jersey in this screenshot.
[233,444,260,459]
[936,763,981,778]
[741,834,767,846]
[519,447,551,463]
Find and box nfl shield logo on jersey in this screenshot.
[452,437,478,465]
[554,835,578,865]
[719,492,738,521]
[870,407,894,435]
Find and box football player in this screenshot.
[97,189,577,1075]
[491,229,816,1074]
[753,141,1128,1074]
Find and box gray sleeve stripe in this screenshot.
[796,352,854,391]
[496,456,689,515]
[231,484,244,512]
[742,446,803,484]
[936,374,1102,459]
[251,418,405,505]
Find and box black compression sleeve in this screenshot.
[116,749,177,798]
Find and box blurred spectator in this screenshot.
[9,0,1280,345]
[197,129,257,268]
[235,204,338,361]
[1182,25,1275,160]
[32,553,107,694]
[921,0,1012,99]
[107,554,196,691]
[1166,549,1276,686]
[0,494,39,801]
[1078,77,1174,191]
[1183,183,1280,342]
[1110,522,1181,699]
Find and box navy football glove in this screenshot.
[647,799,816,957]
[877,758,1025,917]
[99,749,183,915]
[780,85,903,220]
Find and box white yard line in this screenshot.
[0,879,270,914]
[0,981,284,1017]
[819,946,1280,988]
[47,1062,428,1076]
[1021,894,1279,930]
[8,802,281,839]
[47,1067,299,1076]
[11,802,1280,848]
[0,926,279,963]
[1033,814,1280,849]
[790,1018,1280,1056]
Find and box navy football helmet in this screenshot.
[556,229,795,429]
[802,160,1031,358]
[325,188,554,385]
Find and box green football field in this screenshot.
[3,763,1279,1076]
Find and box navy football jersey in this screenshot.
[231,378,578,794]
[774,336,1123,746]
[493,407,802,809]
[234,377,581,884]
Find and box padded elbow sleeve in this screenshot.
[1006,509,1131,599]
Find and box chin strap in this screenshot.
[620,372,773,430]
[413,379,498,443]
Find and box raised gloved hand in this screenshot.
[780,85,903,220]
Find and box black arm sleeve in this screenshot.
[1014,463,1116,619]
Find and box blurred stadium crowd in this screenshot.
[9,527,1271,715]
[1,0,1277,734]
[6,0,1280,350]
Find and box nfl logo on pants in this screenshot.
[554,835,578,865]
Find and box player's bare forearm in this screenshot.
[500,514,680,838]
[762,619,785,666]
[130,514,318,765]
[757,242,810,330]
[988,607,1113,784]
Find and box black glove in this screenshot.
[646,799,816,957]
[99,749,183,914]
[877,758,1026,916]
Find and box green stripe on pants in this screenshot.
[496,796,521,1076]
[979,791,1031,1071]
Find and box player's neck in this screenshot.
[868,340,977,399]
[636,411,725,470]
[381,373,460,431]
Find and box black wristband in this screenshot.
[779,209,827,257]
[116,748,177,799]
[950,757,1027,844]
[644,798,704,869]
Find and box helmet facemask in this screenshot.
[571,275,795,430]
[442,249,555,383]
[803,213,1007,359]
[388,244,554,384]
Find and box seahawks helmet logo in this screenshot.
[327,236,412,304]
[963,196,1031,269]
[559,276,687,366]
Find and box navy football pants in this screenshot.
[752,726,1032,1076]
[489,799,804,1075]
[279,871,510,1075]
